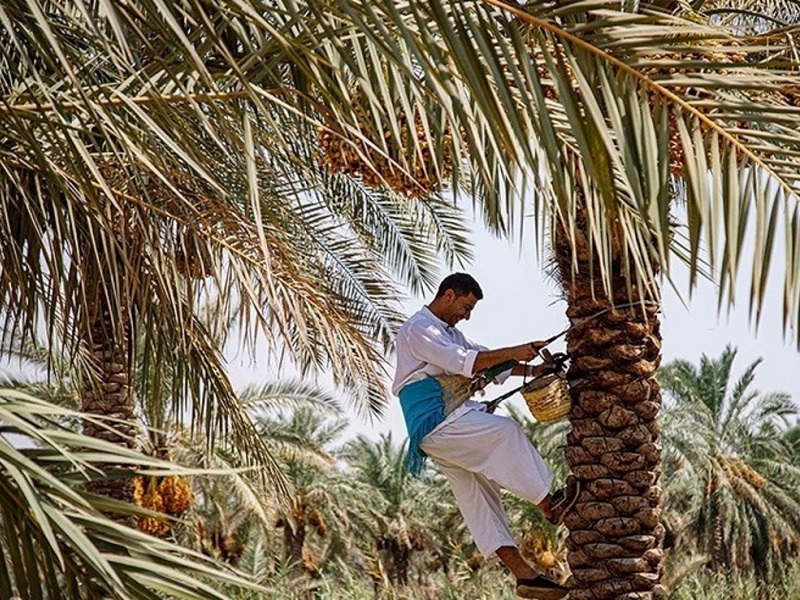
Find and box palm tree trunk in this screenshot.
[555,218,666,600]
[283,510,307,572]
[81,298,137,507]
[390,539,410,586]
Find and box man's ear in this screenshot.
[442,289,455,303]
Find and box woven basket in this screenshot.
[520,373,571,422]
[434,375,476,415]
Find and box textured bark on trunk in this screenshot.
[78,197,142,512]
[555,220,666,600]
[81,301,137,508]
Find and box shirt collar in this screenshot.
[422,305,452,330]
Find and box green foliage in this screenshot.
[671,559,800,600]
[0,388,265,599]
[660,346,800,577]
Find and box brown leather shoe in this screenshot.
[516,575,569,599]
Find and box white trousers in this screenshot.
[420,404,553,560]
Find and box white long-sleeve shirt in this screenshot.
[391,306,486,396]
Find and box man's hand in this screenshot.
[472,340,550,374]
[507,342,536,362]
[472,377,489,393]
[508,340,548,362]
[529,340,548,357]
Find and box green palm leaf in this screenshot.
[291,0,800,335]
[660,346,800,574]
[0,387,266,599]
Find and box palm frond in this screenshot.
[0,387,266,599]
[1,0,478,431]
[239,379,344,414]
[311,0,800,337]
[660,347,800,572]
[177,440,279,534]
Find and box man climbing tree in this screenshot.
[392,272,579,599]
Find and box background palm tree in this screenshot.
[176,380,383,584]
[344,434,438,587]
[659,346,800,582]
[250,397,373,577]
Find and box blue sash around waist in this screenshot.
[398,377,446,477]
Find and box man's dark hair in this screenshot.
[435,273,483,300]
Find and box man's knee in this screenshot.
[494,418,539,455]
[496,415,525,438]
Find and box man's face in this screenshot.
[442,290,479,327]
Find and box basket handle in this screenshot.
[541,351,569,376]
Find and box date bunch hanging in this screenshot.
[317,89,455,198]
[133,475,193,538]
[643,45,749,178]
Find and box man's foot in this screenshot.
[547,477,581,526]
[516,575,569,599]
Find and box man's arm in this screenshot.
[471,340,548,375]
[406,321,549,378]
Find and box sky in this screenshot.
[227,214,800,443]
